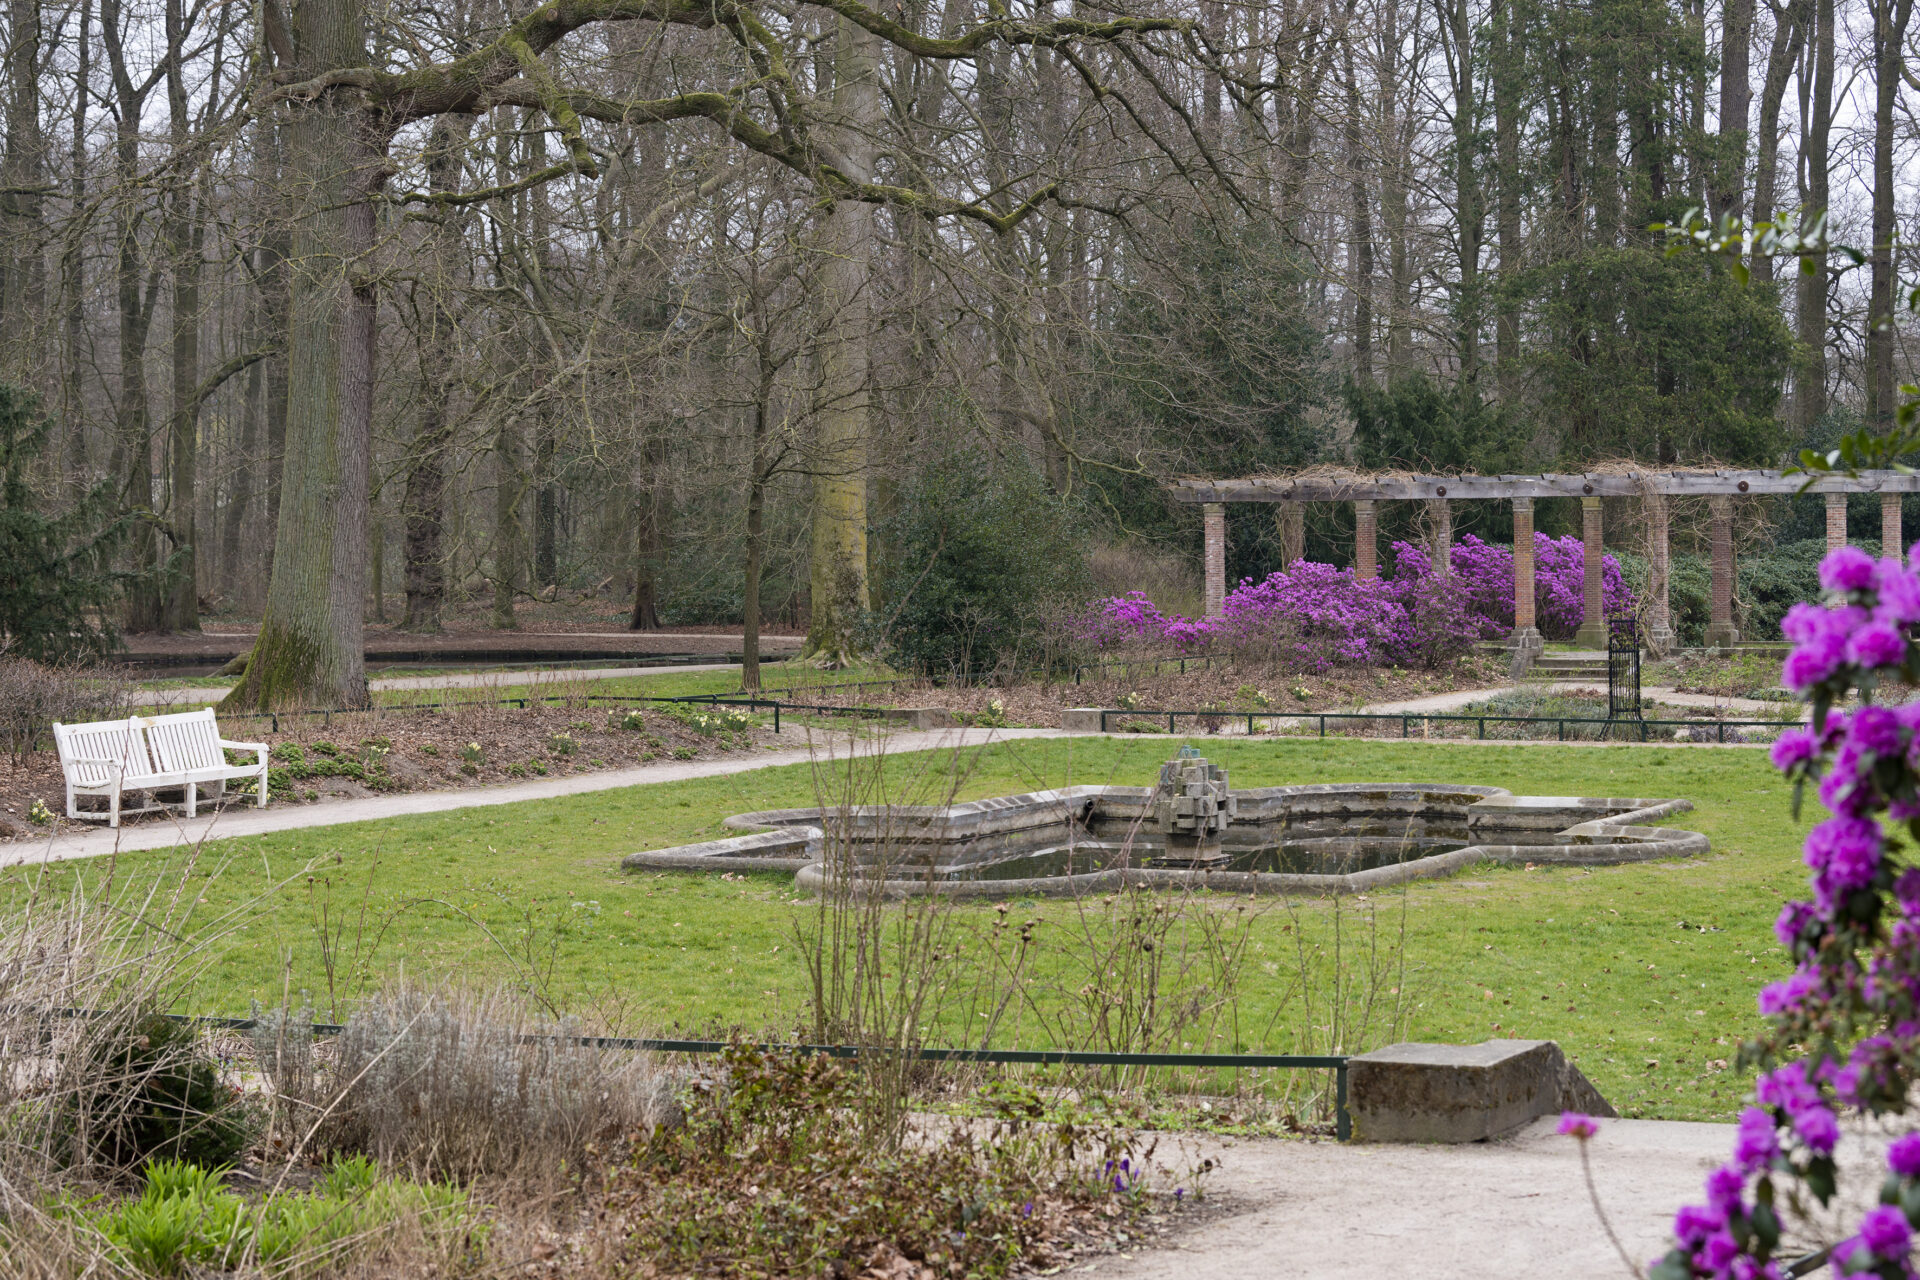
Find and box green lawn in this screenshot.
[1,737,1808,1122]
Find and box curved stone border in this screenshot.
[623,783,1706,896]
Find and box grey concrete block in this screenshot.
[876,707,959,730]
[1349,1039,1615,1144]
[1062,708,1107,733]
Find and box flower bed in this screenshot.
[1077,535,1634,673]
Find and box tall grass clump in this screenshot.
[268,985,674,1183]
[0,865,254,1204]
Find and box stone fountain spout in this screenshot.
[1150,750,1236,867]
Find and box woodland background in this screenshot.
[0,0,1913,683]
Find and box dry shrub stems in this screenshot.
[264,985,674,1184]
[793,738,1414,1131]
[0,658,135,764]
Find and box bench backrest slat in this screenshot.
[52,719,156,787]
[144,708,227,774]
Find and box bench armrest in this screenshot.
[63,753,133,766]
[218,739,268,754]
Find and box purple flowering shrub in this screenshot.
[1647,544,1920,1280]
[1072,533,1636,671]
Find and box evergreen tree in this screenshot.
[0,383,130,661]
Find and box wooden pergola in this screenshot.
[1168,469,1920,660]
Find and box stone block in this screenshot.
[877,707,959,731]
[1348,1038,1615,1144]
[1062,708,1107,733]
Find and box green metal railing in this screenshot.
[1096,707,1797,744]
[50,1010,1352,1140]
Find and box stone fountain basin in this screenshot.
[619,783,1707,898]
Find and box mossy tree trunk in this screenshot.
[802,18,877,668]
[221,0,376,712]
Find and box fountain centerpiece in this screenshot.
[1150,748,1236,867]
[621,752,1709,900]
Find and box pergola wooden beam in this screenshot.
[1169,469,1920,503]
[1175,466,1913,666]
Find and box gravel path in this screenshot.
[1092,1113,1882,1279]
[0,727,1073,867]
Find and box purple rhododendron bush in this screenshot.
[1563,544,1920,1279]
[1077,533,1633,673]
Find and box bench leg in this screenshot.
[109,788,120,829]
[257,765,268,808]
[184,782,197,819]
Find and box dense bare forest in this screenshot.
[0,0,1909,706]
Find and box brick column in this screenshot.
[1203,503,1226,618]
[1508,498,1542,676]
[1826,492,1848,553]
[1884,492,1904,562]
[1644,492,1676,653]
[1573,495,1608,649]
[1354,500,1378,581]
[1705,494,1740,649]
[1430,497,1452,575]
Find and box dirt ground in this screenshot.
[0,700,779,841]
[859,652,1512,728]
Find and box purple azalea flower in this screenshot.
[1853,706,1905,757]
[1731,1109,1779,1175]
[1770,727,1818,772]
[1858,1204,1913,1258]
[1790,1103,1839,1155]
[1822,546,1879,593]
[1673,1203,1726,1244]
[1889,1133,1920,1178]
[1775,901,1816,949]
[1557,1112,1599,1139]
[1849,621,1910,669]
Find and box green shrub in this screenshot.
[611,709,647,731]
[63,1015,253,1172]
[616,1046,1147,1279]
[1738,538,1856,640]
[72,1156,470,1277]
[874,452,1093,676]
[547,732,578,757]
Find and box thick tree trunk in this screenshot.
[399,113,468,632]
[1443,0,1481,388]
[103,0,163,632]
[628,432,665,630]
[59,0,89,494]
[1749,0,1805,287]
[1866,0,1912,431]
[221,0,376,712]
[1712,0,1753,222]
[1490,0,1521,400]
[1794,0,1834,432]
[222,111,279,604]
[742,398,769,693]
[491,409,520,630]
[1,0,46,384]
[162,0,202,633]
[1342,24,1374,384]
[534,426,557,588]
[802,18,878,666]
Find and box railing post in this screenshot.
[1336,1065,1351,1141]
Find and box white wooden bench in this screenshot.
[142,708,271,817]
[51,717,187,827]
[52,709,270,827]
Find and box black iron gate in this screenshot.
[1607,617,1643,738]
